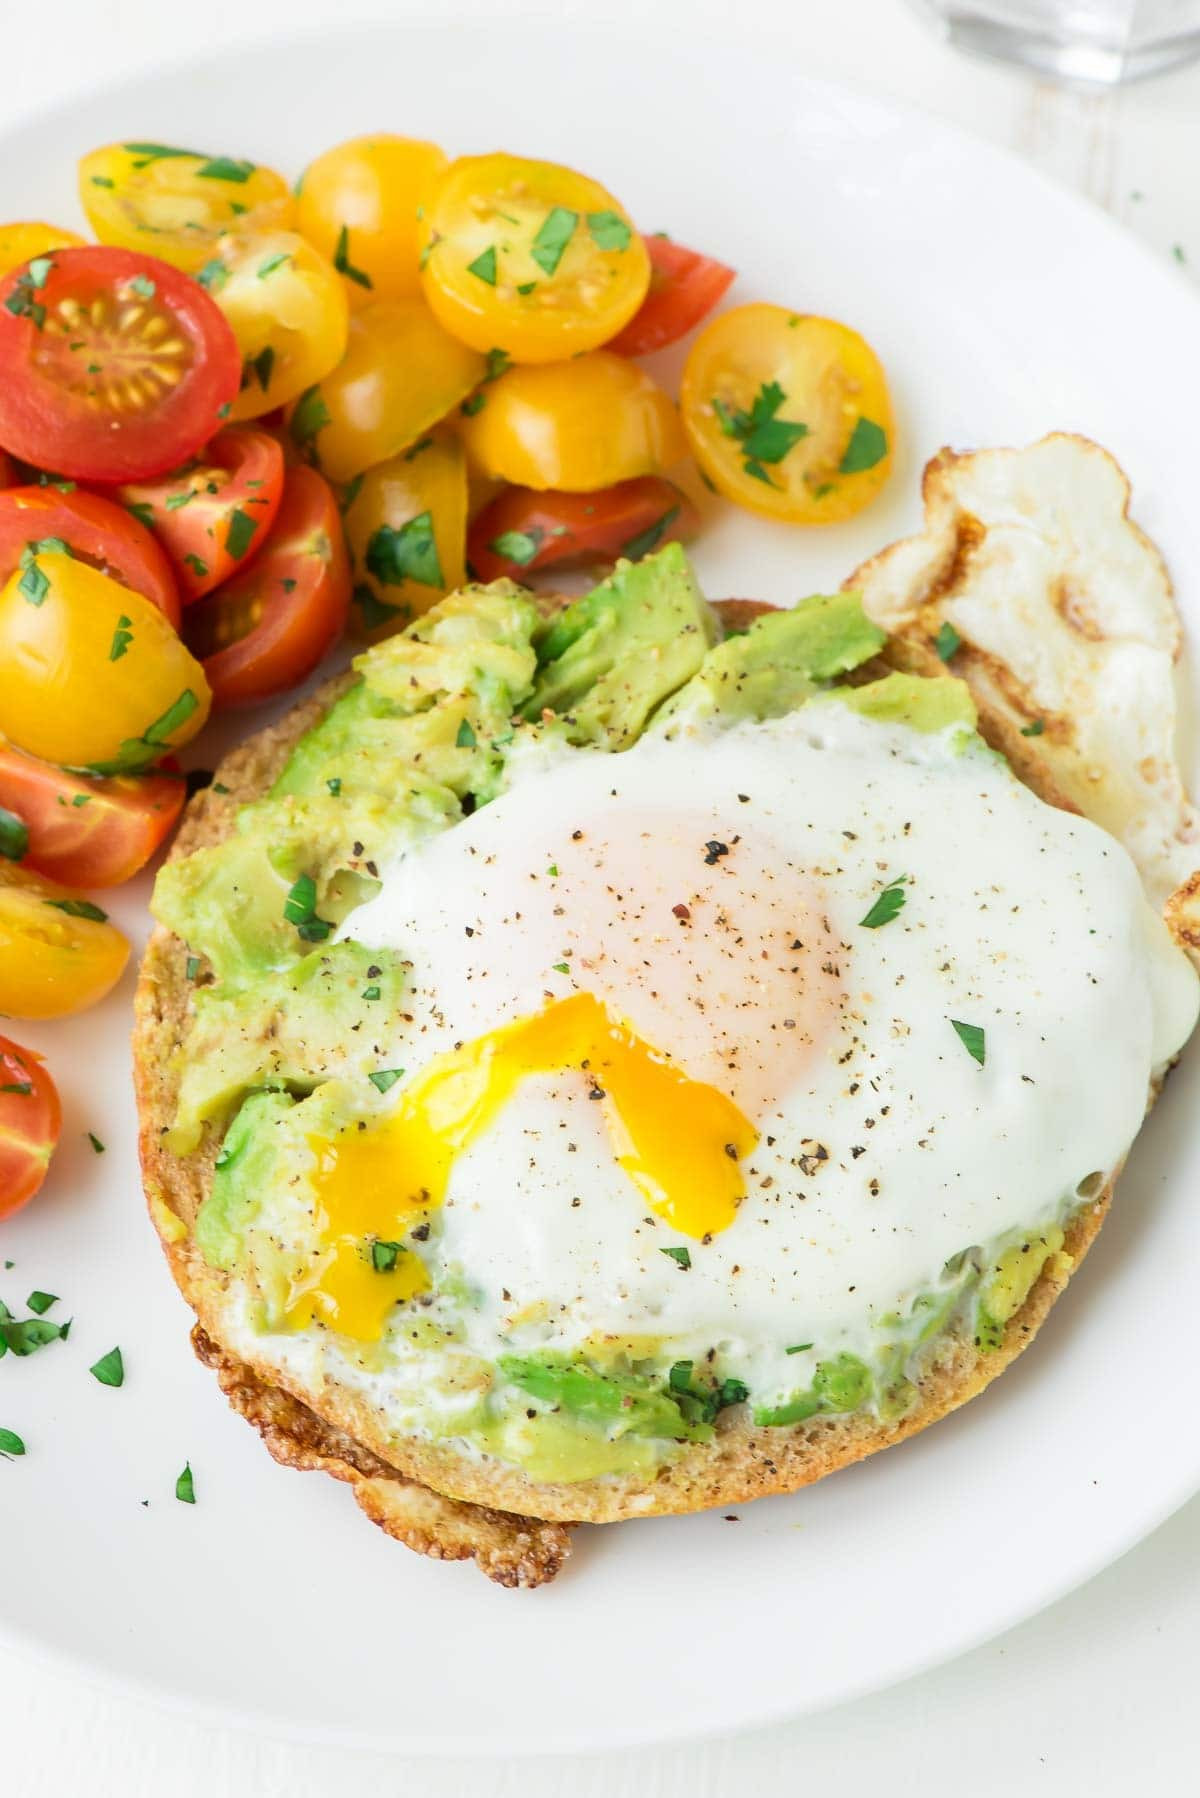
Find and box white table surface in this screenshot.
[4,1,1200,1791]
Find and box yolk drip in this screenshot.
[292,991,759,1340]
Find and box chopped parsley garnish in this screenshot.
[621,505,679,561]
[713,381,808,485]
[88,689,201,775]
[0,806,29,863]
[0,1083,31,1097]
[291,384,331,449]
[859,874,907,930]
[245,345,275,393]
[547,864,559,877]
[165,489,196,510]
[934,621,961,661]
[365,512,443,589]
[183,553,209,579]
[175,1462,195,1504]
[4,258,54,328]
[839,417,888,474]
[124,142,203,165]
[1021,719,1045,737]
[949,1018,986,1066]
[552,962,569,975]
[17,558,50,606]
[370,1240,404,1273]
[109,614,134,661]
[460,393,486,417]
[88,1132,106,1154]
[0,1302,70,1357]
[0,1428,25,1457]
[667,1360,749,1422]
[225,507,258,560]
[362,984,381,1001]
[467,246,498,286]
[91,174,116,188]
[785,1342,814,1354]
[659,1244,692,1270]
[46,897,108,921]
[484,348,510,382]
[185,955,200,980]
[90,1346,124,1387]
[26,1291,57,1315]
[196,257,229,292]
[530,206,577,277]
[72,794,91,807]
[455,718,477,749]
[339,473,363,515]
[126,501,156,529]
[586,210,631,251]
[127,274,156,300]
[333,224,372,289]
[196,156,256,183]
[490,527,542,567]
[282,873,332,942]
[326,777,342,796]
[257,251,291,279]
[369,1067,405,1094]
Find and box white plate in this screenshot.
[2,17,1199,1759]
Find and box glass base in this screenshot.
[916,5,1200,86]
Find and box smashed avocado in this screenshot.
[162,544,1035,1483]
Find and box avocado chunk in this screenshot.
[816,669,977,734]
[194,1088,297,1272]
[523,543,718,748]
[169,942,410,1153]
[752,1352,873,1428]
[499,1352,717,1444]
[655,591,886,727]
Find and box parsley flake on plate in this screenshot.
[949,1018,986,1066]
[859,875,907,930]
[90,1346,125,1388]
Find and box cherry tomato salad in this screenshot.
[0,127,894,1221]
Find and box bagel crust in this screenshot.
[134,639,1119,1578]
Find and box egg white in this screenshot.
[326,704,1197,1409]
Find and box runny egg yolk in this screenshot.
[290,990,759,1340]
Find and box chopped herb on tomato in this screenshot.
[333,225,372,290]
[530,207,577,277]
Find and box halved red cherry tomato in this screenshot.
[468,477,699,583]
[0,743,184,888]
[607,237,735,358]
[0,247,239,483]
[120,426,284,603]
[0,485,180,627]
[0,1036,62,1220]
[183,466,350,707]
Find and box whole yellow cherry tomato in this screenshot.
[78,141,293,275]
[204,229,350,422]
[418,152,649,363]
[286,298,485,484]
[0,553,211,771]
[0,222,85,281]
[342,434,467,641]
[458,351,685,491]
[680,304,895,524]
[0,864,130,1020]
[296,134,448,307]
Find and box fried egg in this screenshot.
[310,699,1197,1409]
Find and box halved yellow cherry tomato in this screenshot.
[204,229,350,422]
[418,152,649,363]
[0,552,210,771]
[79,141,293,275]
[296,134,448,307]
[458,351,685,491]
[286,298,485,484]
[0,864,130,1019]
[0,222,85,282]
[680,304,894,524]
[342,434,467,640]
